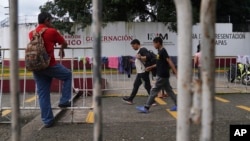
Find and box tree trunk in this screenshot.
[200,0,217,141]
[9,0,21,141]
[92,0,103,141]
[174,0,193,141]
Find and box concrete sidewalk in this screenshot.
[1,74,250,141]
[16,94,250,141]
[103,74,250,96]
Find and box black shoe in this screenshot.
[44,120,54,128]
[122,97,134,105]
[58,101,71,108]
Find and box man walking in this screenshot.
[122,39,156,105]
[136,37,177,113]
[29,12,72,127]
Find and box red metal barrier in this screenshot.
[2,59,108,70]
[0,78,107,93]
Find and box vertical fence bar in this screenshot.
[193,57,196,79]
[0,50,5,111]
[59,51,62,95]
[71,49,74,123]
[223,57,226,87]
[83,52,87,106]
[77,56,82,93]
[174,0,193,141]
[217,57,220,78]
[230,58,233,87]
[103,61,107,92]
[92,0,103,140]
[200,0,217,140]
[110,69,113,88]
[22,64,27,108]
[9,0,21,140]
[234,59,238,86]
[82,51,86,106]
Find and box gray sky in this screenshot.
[0,0,51,22]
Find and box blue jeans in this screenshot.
[33,64,72,125]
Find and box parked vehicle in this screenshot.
[227,63,250,85]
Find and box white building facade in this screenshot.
[0,22,249,58]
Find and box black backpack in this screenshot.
[146,50,157,77]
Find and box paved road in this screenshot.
[1,93,249,141]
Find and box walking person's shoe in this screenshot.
[170,105,177,111]
[136,106,149,113]
[151,102,157,106]
[58,101,71,108]
[122,97,134,105]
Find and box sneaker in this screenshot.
[58,101,71,108]
[170,105,177,111]
[122,97,134,105]
[44,120,54,128]
[73,88,80,94]
[151,102,157,106]
[136,106,149,113]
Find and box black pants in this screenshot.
[145,76,177,108]
[128,72,151,101]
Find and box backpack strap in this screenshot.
[32,30,37,36]
[39,28,48,35]
[32,28,48,36]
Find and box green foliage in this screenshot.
[40,0,92,34]
[39,0,250,33]
[216,0,250,23]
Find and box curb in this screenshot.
[103,92,250,97]
[12,94,80,141]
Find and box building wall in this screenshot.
[0,22,249,58]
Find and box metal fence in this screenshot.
[0,47,249,123]
[193,56,250,91]
[0,47,96,124]
[0,47,144,123]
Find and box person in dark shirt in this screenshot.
[136,37,177,113]
[122,39,156,105]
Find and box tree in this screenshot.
[39,0,178,33]
[40,0,92,34]
[39,0,250,33]
[216,0,250,31]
